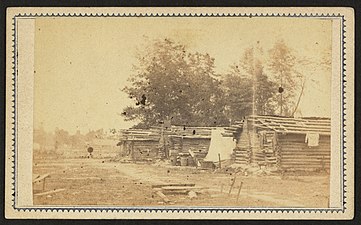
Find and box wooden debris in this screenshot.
[155,191,170,203]
[33,173,50,191]
[34,188,65,196]
[62,177,102,180]
[161,186,207,191]
[152,183,204,201]
[33,173,50,183]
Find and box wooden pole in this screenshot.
[218,153,222,169]
[236,182,243,202]
[42,178,46,191]
[228,176,236,196]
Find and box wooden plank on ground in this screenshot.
[155,191,171,203]
[34,188,65,196]
[161,186,207,191]
[152,183,195,188]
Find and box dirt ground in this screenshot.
[33,154,330,208]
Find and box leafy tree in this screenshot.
[268,40,331,117]
[221,65,253,121]
[240,47,277,115]
[122,38,228,128]
[268,40,298,116]
[221,46,277,121]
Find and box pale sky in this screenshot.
[34,17,332,134]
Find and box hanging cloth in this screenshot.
[305,133,320,147]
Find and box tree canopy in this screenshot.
[122,39,227,127]
[121,38,313,128]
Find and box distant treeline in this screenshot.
[34,128,117,150]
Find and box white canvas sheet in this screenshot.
[203,129,236,162]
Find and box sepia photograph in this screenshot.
[5,7,354,219]
[32,16,332,207]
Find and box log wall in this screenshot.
[169,137,210,159]
[127,140,160,162]
[278,134,330,171]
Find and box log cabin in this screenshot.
[118,126,216,163]
[118,129,161,162]
[167,126,213,159]
[223,115,331,172]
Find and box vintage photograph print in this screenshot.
[5,7,354,219]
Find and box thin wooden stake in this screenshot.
[220,183,224,193]
[236,182,243,202]
[42,178,47,191]
[228,176,236,196]
[218,153,222,169]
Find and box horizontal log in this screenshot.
[281,166,330,170]
[161,186,208,191]
[281,160,330,164]
[278,141,330,145]
[281,155,330,159]
[281,155,331,159]
[234,154,250,157]
[280,150,330,153]
[278,138,330,145]
[281,165,330,168]
[281,162,330,166]
[280,146,330,150]
[281,157,330,161]
[152,183,195,188]
[281,164,330,168]
[281,150,330,154]
[281,152,330,156]
[281,156,330,159]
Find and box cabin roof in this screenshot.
[119,126,219,142]
[224,115,331,136]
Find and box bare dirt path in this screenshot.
[33,157,330,207]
